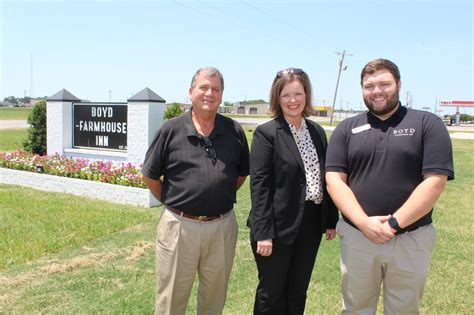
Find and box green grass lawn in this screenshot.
[0,107,32,120]
[0,186,159,313]
[0,135,472,313]
[0,129,28,152]
[0,185,154,270]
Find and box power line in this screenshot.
[239,0,338,49]
[239,0,267,15]
[176,0,339,52]
[173,0,281,43]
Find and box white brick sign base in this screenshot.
[0,168,160,208]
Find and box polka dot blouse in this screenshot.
[287,119,324,204]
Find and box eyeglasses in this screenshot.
[202,137,217,166]
[277,68,305,77]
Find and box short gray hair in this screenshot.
[190,67,224,91]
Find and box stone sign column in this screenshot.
[127,87,166,165]
[46,89,81,156]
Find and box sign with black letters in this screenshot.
[73,103,127,151]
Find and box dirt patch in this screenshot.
[0,240,154,309]
[125,241,154,262]
[39,252,119,274]
[112,278,124,289]
[123,223,149,233]
[81,246,95,253]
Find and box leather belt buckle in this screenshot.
[166,205,223,222]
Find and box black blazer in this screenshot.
[247,115,338,245]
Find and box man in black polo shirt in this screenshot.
[326,59,454,314]
[141,67,249,315]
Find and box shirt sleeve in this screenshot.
[421,115,455,180]
[141,127,167,180]
[248,126,276,241]
[325,122,349,174]
[237,125,250,176]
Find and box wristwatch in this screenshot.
[388,216,403,232]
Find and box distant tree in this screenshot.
[460,114,474,122]
[449,114,474,122]
[3,96,18,104]
[223,101,234,107]
[240,99,266,105]
[19,96,31,104]
[23,100,47,155]
[164,103,184,120]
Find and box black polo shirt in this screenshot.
[326,105,454,231]
[142,109,250,216]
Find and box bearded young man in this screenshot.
[325,58,454,314]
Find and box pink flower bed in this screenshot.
[0,151,146,188]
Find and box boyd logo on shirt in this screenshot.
[393,128,415,136]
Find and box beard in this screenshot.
[364,91,400,116]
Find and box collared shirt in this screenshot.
[141,109,250,216]
[326,105,454,232]
[287,118,323,204]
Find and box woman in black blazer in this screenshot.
[247,68,338,314]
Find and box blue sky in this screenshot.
[1,0,473,115]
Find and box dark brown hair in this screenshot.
[360,58,401,85]
[269,70,314,118]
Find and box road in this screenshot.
[232,117,474,139]
[1,119,472,139]
[0,120,29,129]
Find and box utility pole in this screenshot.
[29,53,34,98]
[329,50,352,126]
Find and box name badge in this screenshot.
[352,124,371,134]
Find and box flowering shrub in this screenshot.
[0,151,146,188]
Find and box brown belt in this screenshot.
[166,206,223,222]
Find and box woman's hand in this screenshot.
[326,229,337,240]
[256,239,273,256]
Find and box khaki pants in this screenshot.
[337,219,436,315]
[154,208,238,315]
